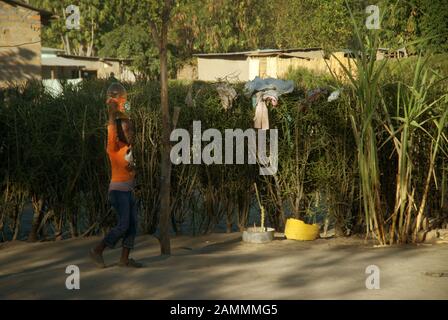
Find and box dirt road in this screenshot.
[1,233,447,299]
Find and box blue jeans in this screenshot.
[103,190,138,249]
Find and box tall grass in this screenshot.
[333,3,448,244]
[333,34,388,243]
[1,50,447,242]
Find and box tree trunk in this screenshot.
[61,7,71,55]
[148,0,174,255]
[237,193,250,231]
[226,201,234,233]
[413,155,436,242]
[158,16,172,255]
[12,203,22,241]
[70,211,78,238]
[0,210,4,242]
[55,215,63,241]
[87,14,95,57]
[28,198,44,242]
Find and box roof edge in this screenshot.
[194,47,325,58]
[58,53,133,62]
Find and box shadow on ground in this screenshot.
[0,233,447,299]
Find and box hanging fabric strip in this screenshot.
[254,92,269,130]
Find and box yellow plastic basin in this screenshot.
[284,218,320,241]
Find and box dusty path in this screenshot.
[0,233,447,299]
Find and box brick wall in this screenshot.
[0,2,42,87]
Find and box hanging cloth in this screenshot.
[254,92,270,130]
[216,83,237,110]
[245,77,294,129]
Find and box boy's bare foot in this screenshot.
[89,248,106,268]
[118,258,143,268]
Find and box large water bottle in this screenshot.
[106,82,128,114]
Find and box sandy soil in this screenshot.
[0,233,447,299]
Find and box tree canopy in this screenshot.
[30,0,448,78]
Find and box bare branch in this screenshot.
[148,0,174,50]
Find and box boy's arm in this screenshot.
[107,100,119,152]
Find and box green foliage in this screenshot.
[29,0,448,78]
[285,67,339,89]
[1,59,447,241]
[31,0,114,55]
[380,0,448,54]
[270,0,355,50]
[333,3,448,244]
[99,25,162,79]
[3,0,448,242]
[0,77,354,239]
[383,53,448,85]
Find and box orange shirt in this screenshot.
[107,124,135,182]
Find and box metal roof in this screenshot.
[194,48,323,58]
[42,47,65,53]
[194,51,258,57]
[58,54,133,63]
[41,56,85,67]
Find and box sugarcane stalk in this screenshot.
[254,183,265,232]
